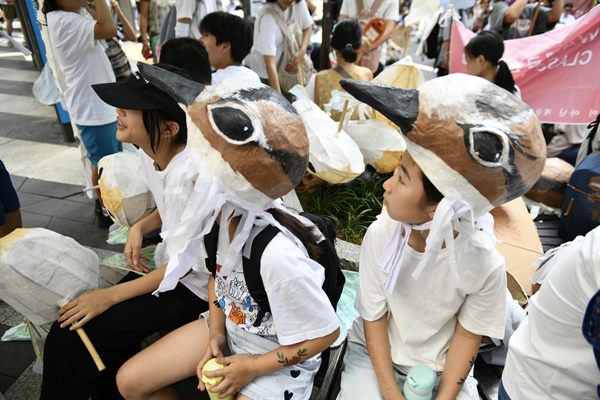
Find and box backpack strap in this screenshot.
[242,224,281,327]
[333,65,353,80]
[203,221,220,276]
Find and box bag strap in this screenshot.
[333,65,353,80]
[586,115,600,155]
[242,224,281,327]
[203,221,220,276]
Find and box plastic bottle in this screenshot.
[402,364,437,400]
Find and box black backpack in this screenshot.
[203,212,345,387]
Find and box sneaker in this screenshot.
[97,207,113,229]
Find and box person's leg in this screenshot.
[0,160,21,238]
[116,318,209,399]
[76,122,121,225]
[337,341,385,399]
[41,283,207,400]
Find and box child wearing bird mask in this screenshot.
[114,65,340,400]
[336,74,546,399]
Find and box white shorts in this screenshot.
[201,312,321,400]
[337,341,480,400]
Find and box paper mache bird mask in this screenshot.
[137,63,309,208]
[341,74,546,218]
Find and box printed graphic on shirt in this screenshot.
[215,267,274,335]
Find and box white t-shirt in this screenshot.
[212,65,261,85]
[347,211,506,373]
[139,149,209,301]
[46,11,116,126]
[503,227,600,399]
[339,0,400,21]
[213,221,339,344]
[175,0,220,39]
[246,0,313,79]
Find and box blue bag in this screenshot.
[558,152,600,241]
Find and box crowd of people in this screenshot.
[0,0,598,399]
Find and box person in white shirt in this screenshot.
[41,64,211,400]
[247,0,313,93]
[499,226,600,400]
[337,75,546,399]
[199,11,260,84]
[112,67,340,400]
[42,0,122,226]
[559,2,576,25]
[174,0,220,39]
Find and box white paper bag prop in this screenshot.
[289,85,365,184]
[135,64,315,294]
[0,228,106,370]
[345,119,406,174]
[98,151,156,227]
[341,74,546,291]
[371,57,425,130]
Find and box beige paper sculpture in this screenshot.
[98,151,156,227]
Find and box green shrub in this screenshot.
[298,173,391,244]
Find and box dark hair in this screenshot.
[267,209,322,260]
[564,2,573,8]
[159,38,212,84]
[420,170,444,206]
[142,109,187,154]
[42,0,60,14]
[331,19,362,63]
[465,30,517,94]
[199,11,253,64]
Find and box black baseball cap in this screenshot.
[92,63,192,124]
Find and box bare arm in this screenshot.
[548,0,564,23]
[364,316,405,400]
[285,26,312,73]
[368,19,397,51]
[93,0,117,40]
[139,0,151,54]
[503,0,528,24]
[435,321,481,400]
[205,327,340,398]
[57,264,169,329]
[265,55,281,93]
[112,0,136,42]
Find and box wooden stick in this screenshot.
[57,300,106,371]
[75,327,106,371]
[527,2,542,37]
[297,68,304,87]
[338,100,350,132]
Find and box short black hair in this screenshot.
[199,11,253,64]
[159,38,212,84]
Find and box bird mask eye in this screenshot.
[207,101,266,147]
[463,125,513,173]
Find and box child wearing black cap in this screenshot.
[40,64,211,400]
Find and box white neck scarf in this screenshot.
[378,188,496,292]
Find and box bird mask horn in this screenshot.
[137,62,205,107]
[340,79,419,135]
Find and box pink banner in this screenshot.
[450,6,600,124]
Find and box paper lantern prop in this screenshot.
[0,228,105,370]
[526,157,574,208]
[371,57,424,131]
[345,119,406,173]
[98,151,156,227]
[289,85,365,184]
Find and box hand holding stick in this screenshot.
[58,300,106,371]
